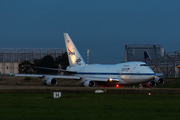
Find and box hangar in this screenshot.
[124,44,180,78]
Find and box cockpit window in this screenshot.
[140,64,147,66]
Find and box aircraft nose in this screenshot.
[145,67,156,79]
[149,70,156,79]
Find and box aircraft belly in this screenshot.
[78,74,118,78]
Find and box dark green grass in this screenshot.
[0,93,180,120]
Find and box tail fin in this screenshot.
[64,33,86,67]
[144,51,151,60]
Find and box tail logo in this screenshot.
[68,48,76,56]
[76,57,82,65]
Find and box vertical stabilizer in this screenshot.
[144,51,152,60]
[64,33,86,67]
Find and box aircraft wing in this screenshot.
[12,73,125,87]
[13,74,81,79]
[34,66,77,73]
[13,74,120,82]
[155,73,163,76]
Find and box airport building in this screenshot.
[124,44,180,78]
[124,44,165,62]
[0,48,64,74]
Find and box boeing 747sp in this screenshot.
[14,33,164,87]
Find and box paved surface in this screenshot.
[0,76,180,93]
[0,85,180,90]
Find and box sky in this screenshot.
[0,0,180,64]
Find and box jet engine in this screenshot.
[84,80,96,87]
[154,77,164,85]
[144,80,156,88]
[43,78,57,86]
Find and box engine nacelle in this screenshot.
[84,80,96,87]
[43,78,57,86]
[154,77,164,85]
[144,80,156,88]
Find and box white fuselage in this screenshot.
[66,61,155,85]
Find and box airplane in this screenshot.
[13,33,164,88]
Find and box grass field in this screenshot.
[0,93,180,120]
[0,76,180,119]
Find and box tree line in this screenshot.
[18,52,69,74]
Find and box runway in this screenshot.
[0,85,180,94]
